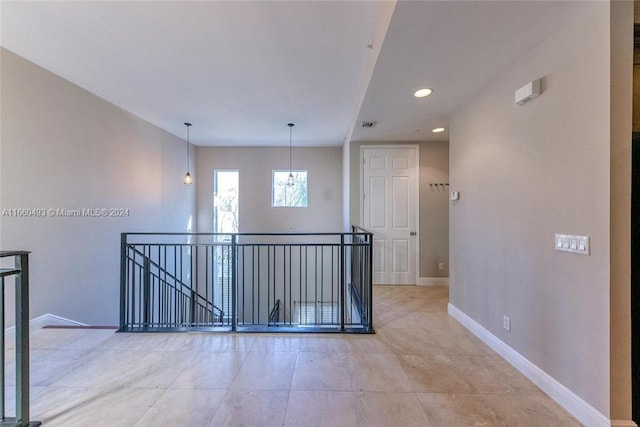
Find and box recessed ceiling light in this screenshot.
[414,88,433,98]
[432,127,446,133]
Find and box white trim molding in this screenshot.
[4,313,88,337]
[418,277,449,286]
[447,303,632,427]
[360,144,421,286]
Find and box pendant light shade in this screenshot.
[184,122,193,186]
[287,123,295,187]
[184,171,193,186]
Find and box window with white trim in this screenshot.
[272,170,307,207]
[294,301,338,325]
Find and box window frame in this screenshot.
[271,169,308,208]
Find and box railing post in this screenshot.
[190,289,197,326]
[367,232,373,331]
[231,234,237,331]
[14,253,29,426]
[0,276,4,421]
[143,257,151,327]
[350,226,355,294]
[119,233,127,331]
[340,234,345,332]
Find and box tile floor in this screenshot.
[2,286,582,426]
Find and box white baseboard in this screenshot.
[447,303,633,427]
[4,313,88,336]
[418,277,449,286]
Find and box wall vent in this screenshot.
[361,121,377,128]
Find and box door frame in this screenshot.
[632,132,639,423]
[359,144,420,285]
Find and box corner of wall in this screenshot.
[343,140,351,231]
[609,0,634,420]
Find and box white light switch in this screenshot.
[450,191,459,201]
[555,234,590,255]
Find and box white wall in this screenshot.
[449,2,630,418]
[196,146,342,234]
[418,142,449,278]
[0,48,196,325]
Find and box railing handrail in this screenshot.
[122,231,373,237]
[268,299,280,326]
[351,225,373,235]
[128,255,218,316]
[126,246,223,317]
[120,226,374,333]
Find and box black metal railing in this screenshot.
[119,228,374,333]
[268,299,280,326]
[1,251,40,427]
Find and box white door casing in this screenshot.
[361,146,419,285]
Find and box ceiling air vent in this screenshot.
[361,121,377,128]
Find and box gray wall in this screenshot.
[0,48,196,325]
[449,2,630,416]
[349,141,449,278]
[196,146,342,233]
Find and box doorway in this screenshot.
[361,145,419,285]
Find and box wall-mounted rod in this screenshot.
[428,183,450,192]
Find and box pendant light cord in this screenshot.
[185,122,192,172]
[286,123,295,187]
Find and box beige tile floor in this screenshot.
[2,286,582,426]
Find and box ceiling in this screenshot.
[1,1,591,147]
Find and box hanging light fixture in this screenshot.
[287,123,295,187]
[183,122,193,186]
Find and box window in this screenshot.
[272,170,308,207]
[213,170,238,318]
[213,170,239,235]
[294,302,338,325]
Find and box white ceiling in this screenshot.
[1,1,591,147]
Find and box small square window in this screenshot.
[272,170,307,207]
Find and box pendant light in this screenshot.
[183,122,193,186]
[287,123,295,187]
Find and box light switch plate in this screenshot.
[450,191,459,201]
[555,234,590,255]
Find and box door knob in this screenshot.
[409,231,416,236]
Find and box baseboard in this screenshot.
[4,313,88,336]
[417,277,449,286]
[447,303,624,427]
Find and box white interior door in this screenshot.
[362,146,418,285]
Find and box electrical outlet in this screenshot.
[503,315,511,332]
[438,263,444,271]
